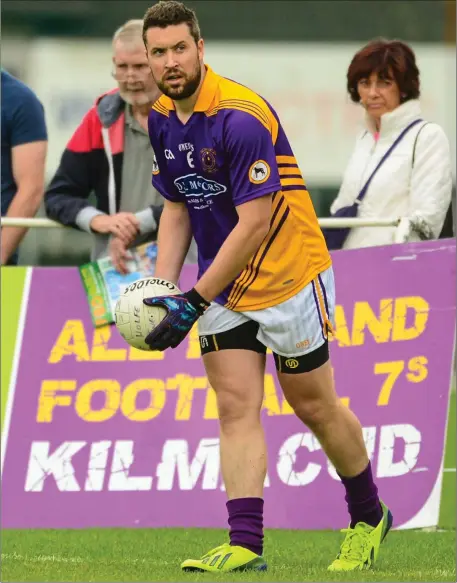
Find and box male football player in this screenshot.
[142,0,392,573]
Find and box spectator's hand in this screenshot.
[394,217,412,243]
[90,213,140,244]
[109,236,131,274]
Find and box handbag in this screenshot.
[323,118,423,251]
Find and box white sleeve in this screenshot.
[408,123,453,239]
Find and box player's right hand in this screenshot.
[143,289,210,351]
[90,213,140,244]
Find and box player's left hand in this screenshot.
[143,289,210,351]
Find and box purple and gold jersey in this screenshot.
[148,65,331,311]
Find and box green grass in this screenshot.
[1,527,455,582]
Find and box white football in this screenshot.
[114,277,181,351]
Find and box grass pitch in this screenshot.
[1,527,455,582]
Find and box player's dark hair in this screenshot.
[347,38,420,104]
[143,1,201,46]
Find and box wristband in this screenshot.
[184,288,211,313]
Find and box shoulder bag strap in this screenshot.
[355,118,423,206]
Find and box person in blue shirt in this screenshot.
[1,69,48,265]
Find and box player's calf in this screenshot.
[277,350,385,533]
[202,347,267,553]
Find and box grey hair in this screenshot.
[112,19,144,45]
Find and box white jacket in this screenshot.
[330,99,453,249]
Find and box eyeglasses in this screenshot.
[112,63,151,80]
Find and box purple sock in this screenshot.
[227,497,264,556]
[339,462,383,528]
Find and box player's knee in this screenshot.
[289,396,338,431]
[217,391,260,431]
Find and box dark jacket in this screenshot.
[44,89,162,254]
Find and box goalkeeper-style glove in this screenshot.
[143,288,210,351]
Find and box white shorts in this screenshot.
[198,266,335,358]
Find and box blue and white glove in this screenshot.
[143,288,210,351]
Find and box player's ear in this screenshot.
[197,38,204,61]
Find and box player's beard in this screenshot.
[158,61,202,101]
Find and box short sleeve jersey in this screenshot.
[1,70,48,216]
[148,65,331,311]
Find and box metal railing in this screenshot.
[0,217,401,229]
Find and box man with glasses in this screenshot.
[45,20,164,271]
